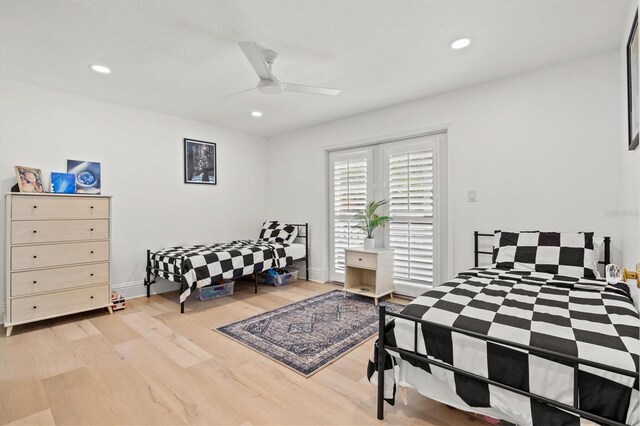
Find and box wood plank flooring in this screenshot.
[0,280,482,425]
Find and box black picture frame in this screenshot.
[184,138,217,185]
[627,10,639,151]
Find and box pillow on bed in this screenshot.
[494,231,601,279]
[259,221,298,243]
[492,230,537,263]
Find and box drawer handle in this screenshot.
[33,280,37,284]
[90,296,94,299]
[33,255,37,259]
[33,306,37,309]
[33,205,37,209]
[91,206,94,209]
[90,228,94,231]
[90,273,94,276]
[90,251,94,254]
[33,230,37,234]
[359,258,362,261]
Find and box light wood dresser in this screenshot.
[343,248,394,305]
[4,193,112,336]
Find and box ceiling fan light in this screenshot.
[251,111,263,117]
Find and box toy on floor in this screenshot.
[111,291,126,311]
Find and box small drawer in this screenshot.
[11,263,109,297]
[11,241,109,270]
[12,219,109,244]
[11,284,109,324]
[346,251,377,269]
[12,196,109,220]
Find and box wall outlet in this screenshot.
[468,190,477,202]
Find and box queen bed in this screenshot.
[369,231,639,426]
[144,222,309,313]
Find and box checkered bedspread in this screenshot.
[150,240,293,302]
[367,266,639,426]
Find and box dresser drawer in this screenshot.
[10,284,109,324]
[11,263,109,297]
[11,241,109,270]
[12,196,109,220]
[12,219,109,244]
[346,251,377,269]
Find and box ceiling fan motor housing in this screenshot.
[258,79,282,95]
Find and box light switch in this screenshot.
[468,190,477,202]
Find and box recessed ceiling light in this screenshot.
[251,111,263,117]
[450,38,471,50]
[90,64,111,74]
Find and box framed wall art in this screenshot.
[184,138,217,185]
[627,10,638,151]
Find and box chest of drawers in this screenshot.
[4,193,112,336]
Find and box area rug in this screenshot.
[216,290,403,377]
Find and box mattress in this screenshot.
[368,265,639,425]
[150,240,293,302]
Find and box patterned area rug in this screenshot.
[216,290,403,377]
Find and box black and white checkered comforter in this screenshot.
[150,240,292,302]
[368,266,639,426]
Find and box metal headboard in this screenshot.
[473,231,611,269]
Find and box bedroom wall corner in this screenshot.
[0,79,270,317]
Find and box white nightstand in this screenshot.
[343,248,394,305]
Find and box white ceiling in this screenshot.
[0,0,632,137]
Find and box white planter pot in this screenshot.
[363,238,375,249]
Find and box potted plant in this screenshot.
[354,200,392,249]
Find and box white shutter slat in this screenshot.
[388,149,435,286]
[332,155,368,274]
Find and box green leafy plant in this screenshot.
[354,200,392,238]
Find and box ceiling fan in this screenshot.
[220,42,341,99]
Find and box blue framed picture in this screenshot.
[50,172,76,194]
[67,159,101,194]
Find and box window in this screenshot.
[328,133,446,296]
[328,149,371,282]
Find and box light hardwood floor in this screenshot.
[1,280,482,426]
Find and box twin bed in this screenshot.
[143,222,309,312]
[144,224,638,425]
[370,231,639,426]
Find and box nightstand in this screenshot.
[343,248,394,304]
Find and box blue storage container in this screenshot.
[196,280,234,301]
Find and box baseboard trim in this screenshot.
[111,279,178,301]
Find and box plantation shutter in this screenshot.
[383,137,439,296]
[328,149,371,282]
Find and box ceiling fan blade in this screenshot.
[281,82,340,96]
[238,41,273,81]
[217,86,257,101]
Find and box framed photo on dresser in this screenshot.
[14,165,45,193]
[184,138,217,184]
[627,10,638,151]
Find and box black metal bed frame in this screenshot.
[143,223,309,313]
[377,232,637,426]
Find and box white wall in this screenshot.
[0,79,269,313]
[266,51,624,282]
